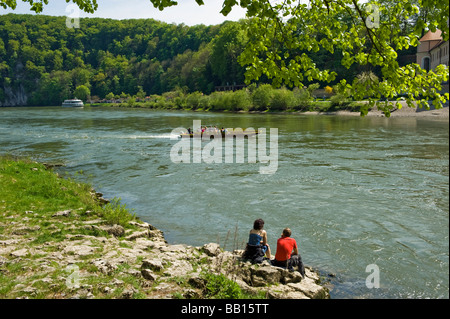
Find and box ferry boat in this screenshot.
[62,99,84,108]
[179,129,259,139]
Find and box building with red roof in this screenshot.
[416,29,449,71]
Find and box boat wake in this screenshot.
[116,134,179,139]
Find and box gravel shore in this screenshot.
[304,102,449,119]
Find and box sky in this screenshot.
[0,0,247,26]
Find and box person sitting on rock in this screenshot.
[243,219,271,263]
[272,228,305,277]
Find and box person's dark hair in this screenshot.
[253,219,265,230]
[282,228,292,237]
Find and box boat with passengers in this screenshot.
[179,126,259,138]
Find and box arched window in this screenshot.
[422,56,430,71]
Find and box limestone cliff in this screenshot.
[0,84,28,107]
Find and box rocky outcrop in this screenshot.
[0,208,328,299]
[0,84,28,107]
[197,245,329,299]
[119,221,328,299]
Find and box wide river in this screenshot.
[0,106,448,298]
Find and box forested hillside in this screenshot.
[0,14,249,106]
[0,13,413,107]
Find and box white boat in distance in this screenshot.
[62,99,84,107]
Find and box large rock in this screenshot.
[252,266,282,285]
[63,244,94,256]
[141,259,164,272]
[92,259,117,275]
[288,277,329,299]
[52,210,71,217]
[100,224,125,237]
[209,251,330,299]
[164,259,193,277]
[202,243,221,257]
[279,268,303,284]
[10,248,28,258]
[125,230,149,241]
[141,269,157,281]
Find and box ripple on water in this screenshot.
[0,107,448,298]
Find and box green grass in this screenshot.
[0,156,95,217]
[0,155,137,229]
[99,197,136,227]
[201,271,267,299]
[0,155,141,298]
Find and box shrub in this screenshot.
[100,198,136,227]
[143,101,156,108]
[329,93,352,110]
[230,89,252,111]
[105,92,115,100]
[186,91,203,110]
[208,92,225,111]
[269,87,296,111]
[127,98,135,107]
[174,96,186,109]
[293,87,312,110]
[208,91,235,111]
[201,271,243,299]
[198,94,211,110]
[251,84,274,111]
[222,92,235,111]
[307,83,320,96]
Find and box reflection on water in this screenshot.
[0,106,448,298]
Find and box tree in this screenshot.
[105,92,114,100]
[31,71,72,106]
[210,22,247,86]
[0,38,6,57]
[239,0,449,116]
[136,85,146,99]
[3,0,448,115]
[251,84,274,111]
[74,84,90,102]
[159,0,449,116]
[0,0,98,13]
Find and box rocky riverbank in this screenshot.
[0,157,329,299]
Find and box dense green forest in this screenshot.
[0,13,414,107]
[0,14,223,105]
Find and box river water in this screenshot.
[0,106,448,298]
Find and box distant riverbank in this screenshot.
[89,95,449,120]
[3,102,449,120]
[88,85,365,114]
[303,102,449,119]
